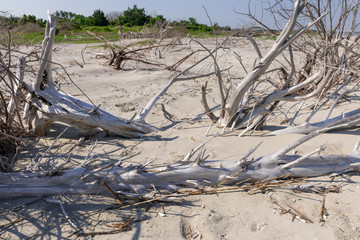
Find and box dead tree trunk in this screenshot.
[195,0,360,136]
[144,1,338,132]
[0,131,359,199]
[219,0,315,126]
[265,0,360,135]
[22,12,157,137]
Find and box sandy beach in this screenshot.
[1,37,359,240]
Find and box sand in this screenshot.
[1,37,359,239]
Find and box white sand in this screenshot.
[1,38,359,239]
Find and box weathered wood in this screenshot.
[24,12,157,137]
[220,0,325,126]
[1,125,359,199]
[0,149,358,199]
[273,109,360,135]
[136,46,223,122]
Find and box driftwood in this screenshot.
[108,43,176,70]
[87,30,182,70]
[141,0,353,134]
[1,3,359,203]
[266,0,360,135]
[217,0,327,127]
[19,1,359,139]
[273,109,360,135]
[21,15,224,137]
[22,13,157,137]
[0,129,359,199]
[182,0,360,136]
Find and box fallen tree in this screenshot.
[0,124,359,199]
[87,30,183,70]
[266,0,360,135]
[193,0,360,134]
[16,13,158,138]
[133,0,331,128]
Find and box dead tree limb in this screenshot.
[87,30,183,70]
[136,45,226,122]
[273,109,360,135]
[0,131,359,199]
[195,0,360,138]
[220,0,327,127]
[23,12,157,137]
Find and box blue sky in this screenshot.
[1,0,264,29]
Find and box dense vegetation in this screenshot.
[0,5,232,44]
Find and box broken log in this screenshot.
[1,132,359,199]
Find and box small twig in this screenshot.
[282,145,326,169]
[116,192,180,210]
[126,112,137,124]
[353,137,360,151]
[80,162,114,180]
[201,81,219,123]
[32,127,69,171]
[242,31,262,59]
[237,106,260,137]
[205,124,213,137]
[102,182,124,204]
[88,104,101,115]
[158,103,173,120]
[183,135,217,161]
[46,153,72,176]
[217,168,247,186]
[192,39,227,115]
[320,196,327,222]
[289,100,304,126]
[81,46,87,64]
[81,140,98,167]
[137,158,157,173]
[168,50,201,70]
[239,141,263,163]
[286,203,314,223]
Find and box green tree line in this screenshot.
[2,5,230,32]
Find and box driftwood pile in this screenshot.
[0,1,359,238]
[0,1,359,202]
